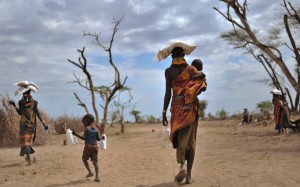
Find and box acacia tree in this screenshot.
[68,17,127,133]
[130,110,142,123]
[257,100,273,114]
[214,0,300,111]
[216,108,228,120]
[198,100,208,120]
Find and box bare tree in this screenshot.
[83,17,127,134]
[68,47,99,127]
[214,0,300,98]
[68,18,127,134]
[73,92,89,114]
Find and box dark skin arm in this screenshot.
[72,129,86,140]
[34,101,48,130]
[191,72,206,80]
[72,128,101,141]
[191,72,207,94]
[162,65,187,126]
[9,100,21,115]
[191,70,207,94]
[162,69,172,126]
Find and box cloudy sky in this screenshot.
[0,0,299,120]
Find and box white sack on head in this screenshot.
[14,87,30,96]
[156,41,197,62]
[13,80,39,95]
[13,81,39,90]
[270,88,282,96]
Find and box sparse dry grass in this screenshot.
[1,121,300,187]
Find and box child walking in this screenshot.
[72,114,101,182]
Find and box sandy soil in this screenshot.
[0,120,300,187]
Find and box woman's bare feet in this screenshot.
[185,175,195,184]
[86,172,94,178]
[94,177,100,182]
[174,169,187,183]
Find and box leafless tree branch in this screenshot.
[81,17,127,133]
[74,92,89,114]
[67,47,99,127]
[284,14,300,65]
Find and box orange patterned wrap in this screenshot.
[169,60,207,144]
[273,99,282,124]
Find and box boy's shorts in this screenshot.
[82,144,98,162]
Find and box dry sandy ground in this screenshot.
[0,120,300,187]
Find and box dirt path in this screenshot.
[0,121,300,187]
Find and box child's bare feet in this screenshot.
[25,156,31,165]
[86,173,94,178]
[32,157,37,163]
[25,156,30,162]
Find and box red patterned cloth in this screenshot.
[273,99,282,125]
[169,58,207,144]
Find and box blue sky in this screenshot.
[0,0,299,121]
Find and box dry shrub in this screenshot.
[0,95,52,146]
[49,115,83,134]
[0,96,19,146]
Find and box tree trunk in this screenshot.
[101,101,109,134]
[121,122,125,134]
[285,88,295,111]
[88,77,99,127]
[295,94,300,112]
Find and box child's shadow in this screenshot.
[46,179,87,187]
[0,162,22,168]
[136,182,184,187]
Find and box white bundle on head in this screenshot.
[13,81,39,96]
[156,41,197,62]
[270,88,282,96]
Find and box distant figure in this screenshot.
[249,115,253,123]
[159,43,207,184]
[271,88,291,133]
[9,81,48,165]
[72,114,101,182]
[242,108,249,125]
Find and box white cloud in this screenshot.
[1,0,299,120]
[128,0,156,14]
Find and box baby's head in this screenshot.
[191,59,203,71]
[82,114,95,127]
